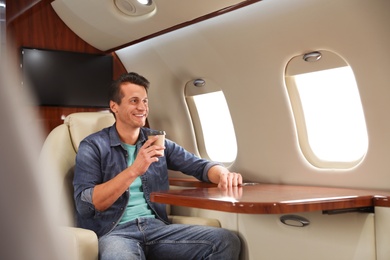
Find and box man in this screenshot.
[74,72,242,259]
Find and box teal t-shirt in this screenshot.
[119,143,154,224]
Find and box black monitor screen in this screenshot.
[21,47,113,107]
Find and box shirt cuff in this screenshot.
[80,187,94,204]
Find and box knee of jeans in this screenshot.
[99,238,146,260]
[219,229,241,250]
[99,245,145,260]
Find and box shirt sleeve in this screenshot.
[164,139,222,182]
[73,139,102,215]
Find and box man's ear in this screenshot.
[109,100,118,114]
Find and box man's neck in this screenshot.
[116,124,140,145]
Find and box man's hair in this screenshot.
[108,72,150,105]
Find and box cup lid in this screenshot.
[148,130,166,135]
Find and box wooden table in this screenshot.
[151,180,390,214]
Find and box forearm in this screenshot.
[92,167,138,211]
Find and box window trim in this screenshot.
[285,50,368,169]
[185,78,237,164]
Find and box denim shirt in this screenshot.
[73,124,219,238]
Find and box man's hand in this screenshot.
[218,171,243,189]
[208,165,243,189]
[131,135,165,176]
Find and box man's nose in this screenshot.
[137,102,147,110]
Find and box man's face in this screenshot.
[110,82,149,129]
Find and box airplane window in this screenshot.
[185,79,237,164]
[285,51,368,169]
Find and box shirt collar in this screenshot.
[109,124,151,147]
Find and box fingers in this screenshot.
[217,172,243,200]
[218,172,243,189]
[145,135,160,147]
[234,173,243,187]
[145,146,165,158]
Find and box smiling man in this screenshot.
[73,72,242,260]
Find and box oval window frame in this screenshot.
[285,50,368,169]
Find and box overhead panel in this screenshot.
[51,0,244,51]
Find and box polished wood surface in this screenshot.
[373,196,390,207]
[152,183,390,214]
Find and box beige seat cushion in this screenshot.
[65,112,115,152]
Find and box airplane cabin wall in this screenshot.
[116,0,390,190]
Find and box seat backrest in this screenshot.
[39,112,115,226]
[65,112,115,152]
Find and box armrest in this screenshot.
[169,177,217,188]
[59,227,98,260]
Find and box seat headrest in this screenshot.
[65,112,115,152]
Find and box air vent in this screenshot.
[114,0,156,17]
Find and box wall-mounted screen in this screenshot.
[21,47,113,107]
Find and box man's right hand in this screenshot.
[131,136,165,176]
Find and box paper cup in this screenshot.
[147,130,166,146]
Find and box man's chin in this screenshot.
[139,120,147,127]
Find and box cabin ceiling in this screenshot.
[51,0,246,52]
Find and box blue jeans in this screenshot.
[99,217,241,260]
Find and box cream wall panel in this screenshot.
[116,0,390,189]
[238,212,375,260]
[375,207,390,260]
